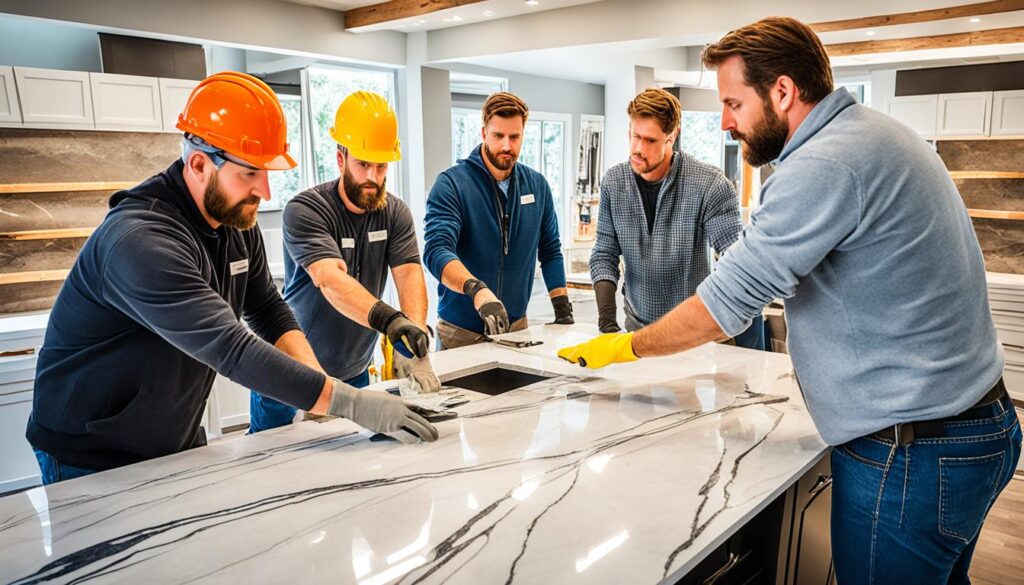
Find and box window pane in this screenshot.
[308,67,394,185]
[266,95,302,210]
[542,120,564,203]
[450,109,481,164]
[680,111,724,168]
[520,120,542,172]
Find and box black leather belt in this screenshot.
[871,378,1008,447]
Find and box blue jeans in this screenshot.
[248,369,369,434]
[34,448,97,485]
[831,390,1021,584]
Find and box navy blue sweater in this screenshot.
[423,146,566,332]
[27,161,325,471]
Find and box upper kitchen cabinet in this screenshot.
[936,91,992,137]
[159,78,198,132]
[886,94,938,136]
[0,66,22,125]
[13,67,94,129]
[991,90,1024,136]
[89,72,162,131]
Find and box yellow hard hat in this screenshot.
[329,91,401,163]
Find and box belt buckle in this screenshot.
[894,423,915,447]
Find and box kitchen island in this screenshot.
[0,324,828,584]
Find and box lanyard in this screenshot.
[490,173,513,256]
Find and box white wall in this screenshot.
[604,65,654,174]
[869,69,897,112]
[0,0,407,68]
[0,13,102,71]
[679,88,722,112]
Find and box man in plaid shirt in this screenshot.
[589,88,761,348]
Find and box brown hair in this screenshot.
[701,16,833,104]
[482,92,529,125]
[627,88,681,134]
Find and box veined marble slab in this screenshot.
[0,325,827,584]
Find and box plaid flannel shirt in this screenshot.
[589,151,741,326]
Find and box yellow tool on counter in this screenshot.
[380,335,395,381]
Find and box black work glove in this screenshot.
[549,294,574,324]
[368,301,429,359]
[478,300,511,335]
[594,280,621,333]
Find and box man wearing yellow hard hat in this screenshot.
[26,74,436,483]
[249,91,440,434]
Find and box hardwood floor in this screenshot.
[971,471,1024,585]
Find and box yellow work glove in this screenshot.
[557,332,639,369]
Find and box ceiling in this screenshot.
[456,9,1024,85]
[281,0,602,32]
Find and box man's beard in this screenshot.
[630,150,668,175]
[483,142,517,171]
[732,101,789,167]
[343,166,387,212]
[204,172,259,230]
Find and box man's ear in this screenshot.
[185,151,210,182]
[775,75,799,113]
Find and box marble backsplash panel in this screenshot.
[938,140,1024,275]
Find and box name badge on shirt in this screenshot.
[368,230,388,243]
[341,238,355,249]
[230,259,249,276]
[520,194,536,205]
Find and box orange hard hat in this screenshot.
[330,91,401,163]
[176,71,297,171]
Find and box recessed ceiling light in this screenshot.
[970,17,981,23]
[865,30,875,36]
[525,0,539,6]
[483,10,495,16]
[443,15,463,22]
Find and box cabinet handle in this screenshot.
[703,552,740,585]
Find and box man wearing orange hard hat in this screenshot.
[249,91,441,434]
[26,73,437,484]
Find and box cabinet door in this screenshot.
[885,95,937,136]
[0,66,22,125]
[992,90,1024,136]
[13,67,93,128]
[159,77,198,132]
[936,91,992,137]
[90,72,162,132]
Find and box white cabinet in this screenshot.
[89,72,162,131]
[159,77,198,133]
[13,67,93,129]
[885,95,937,136]
[0,353,40,492]
[991,90,1024,136]
[207,375,252,437]
[936,91,992,136]
[0,66,21,125]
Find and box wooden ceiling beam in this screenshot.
[812,0,1024,33]
[344,0,488,29]
[825,25,1024,56]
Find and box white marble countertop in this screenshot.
[0,324,827,585]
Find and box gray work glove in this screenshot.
[326,378,438,441]
[549,294,574,324]
[594,280,621,333]
[394,352,442,394]
[478,300,510,335]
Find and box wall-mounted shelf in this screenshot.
[968,209,1024,220]
[0,269,69,286]
[0,181,135,194]
[949,171,1024,180]
[0,228,95,241]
